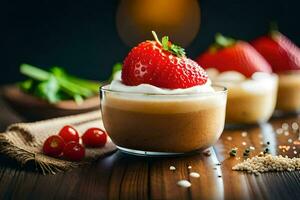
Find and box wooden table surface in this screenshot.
[0,96,300,200]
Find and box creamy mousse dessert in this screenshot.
[252,31,300,112]
[197,34,278,124]
[206,69,278,124]
[276,72,300,111]
[100,32,227,154]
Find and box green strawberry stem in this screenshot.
[209,33,236,53]
[215,33,236,48]
[151,31,186,57]
[151,31,162,46]
[269,22,279,38]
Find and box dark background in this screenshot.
[0,0,299,84]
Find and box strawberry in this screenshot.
[251,31,300,73]
[121,31,208,89]
[196,34,272,77]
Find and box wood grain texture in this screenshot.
[0,96,300,200]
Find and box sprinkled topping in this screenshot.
[288,139,293,143]
[169,166,176,171]
[177,180,191,188]
[250,146,255,150]
[294,151,298,155]
[242,142,247,146]
[188,165,192,169]
[241,132,248,137]
[232,154,300,175]
[189,172,200,178]
[227,136,232,141]
[293,146,296,150]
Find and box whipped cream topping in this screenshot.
[109,71,215,94]
[206,68,278,94]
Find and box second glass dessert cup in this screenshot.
[100,85,227,156]
[276,71,300,113]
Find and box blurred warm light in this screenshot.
[116,0,201,47]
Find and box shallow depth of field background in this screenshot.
[0,0,299,84]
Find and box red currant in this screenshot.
[43,135,65,157]
[82,128,107,148]
[58,125,79,143]
[63,142,85,161]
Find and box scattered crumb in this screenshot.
[188,165,192,169]
[250,146,255,150]
[242,142,247,146]
[294,141,300,145]
[203,150,211,156]
[177,180,191,188]
[282,123,289,130]
[241,131,248,137]
[189,172,200,178]
[279,145,290,151]
[284,131,289,136]
[169,166,176,171]
[292,122,299,131]
[288,139,293,144]
[293,146,296,150]
[232,154,300,175]
[227,136,232,141]
[294,151,298,155]
[276,128,284,135]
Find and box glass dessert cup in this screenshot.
[100,85,227,156]
[276,71,300,112]
[215,74,278,125]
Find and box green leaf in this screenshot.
[160,36,185,57]
[19,79,33,92]
[20,64,50,81]
[34,75,60,103]
[162,36,169,50]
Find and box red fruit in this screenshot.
[82,128,107,148]
[58,125,79,143]
[43,135,65,157]
[63,142,85,161]
[251,31,300,73]
[122,32,208,89]
[196,34,272,77]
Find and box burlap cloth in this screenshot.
[0,110,117,174]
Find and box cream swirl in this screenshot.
[109,71,215,94]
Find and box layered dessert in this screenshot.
[196,34,278,124]
[100,32,227,154]
[251,30,300,112]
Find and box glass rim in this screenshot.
[100,84,227,96]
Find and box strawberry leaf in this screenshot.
[161,36,185,57]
